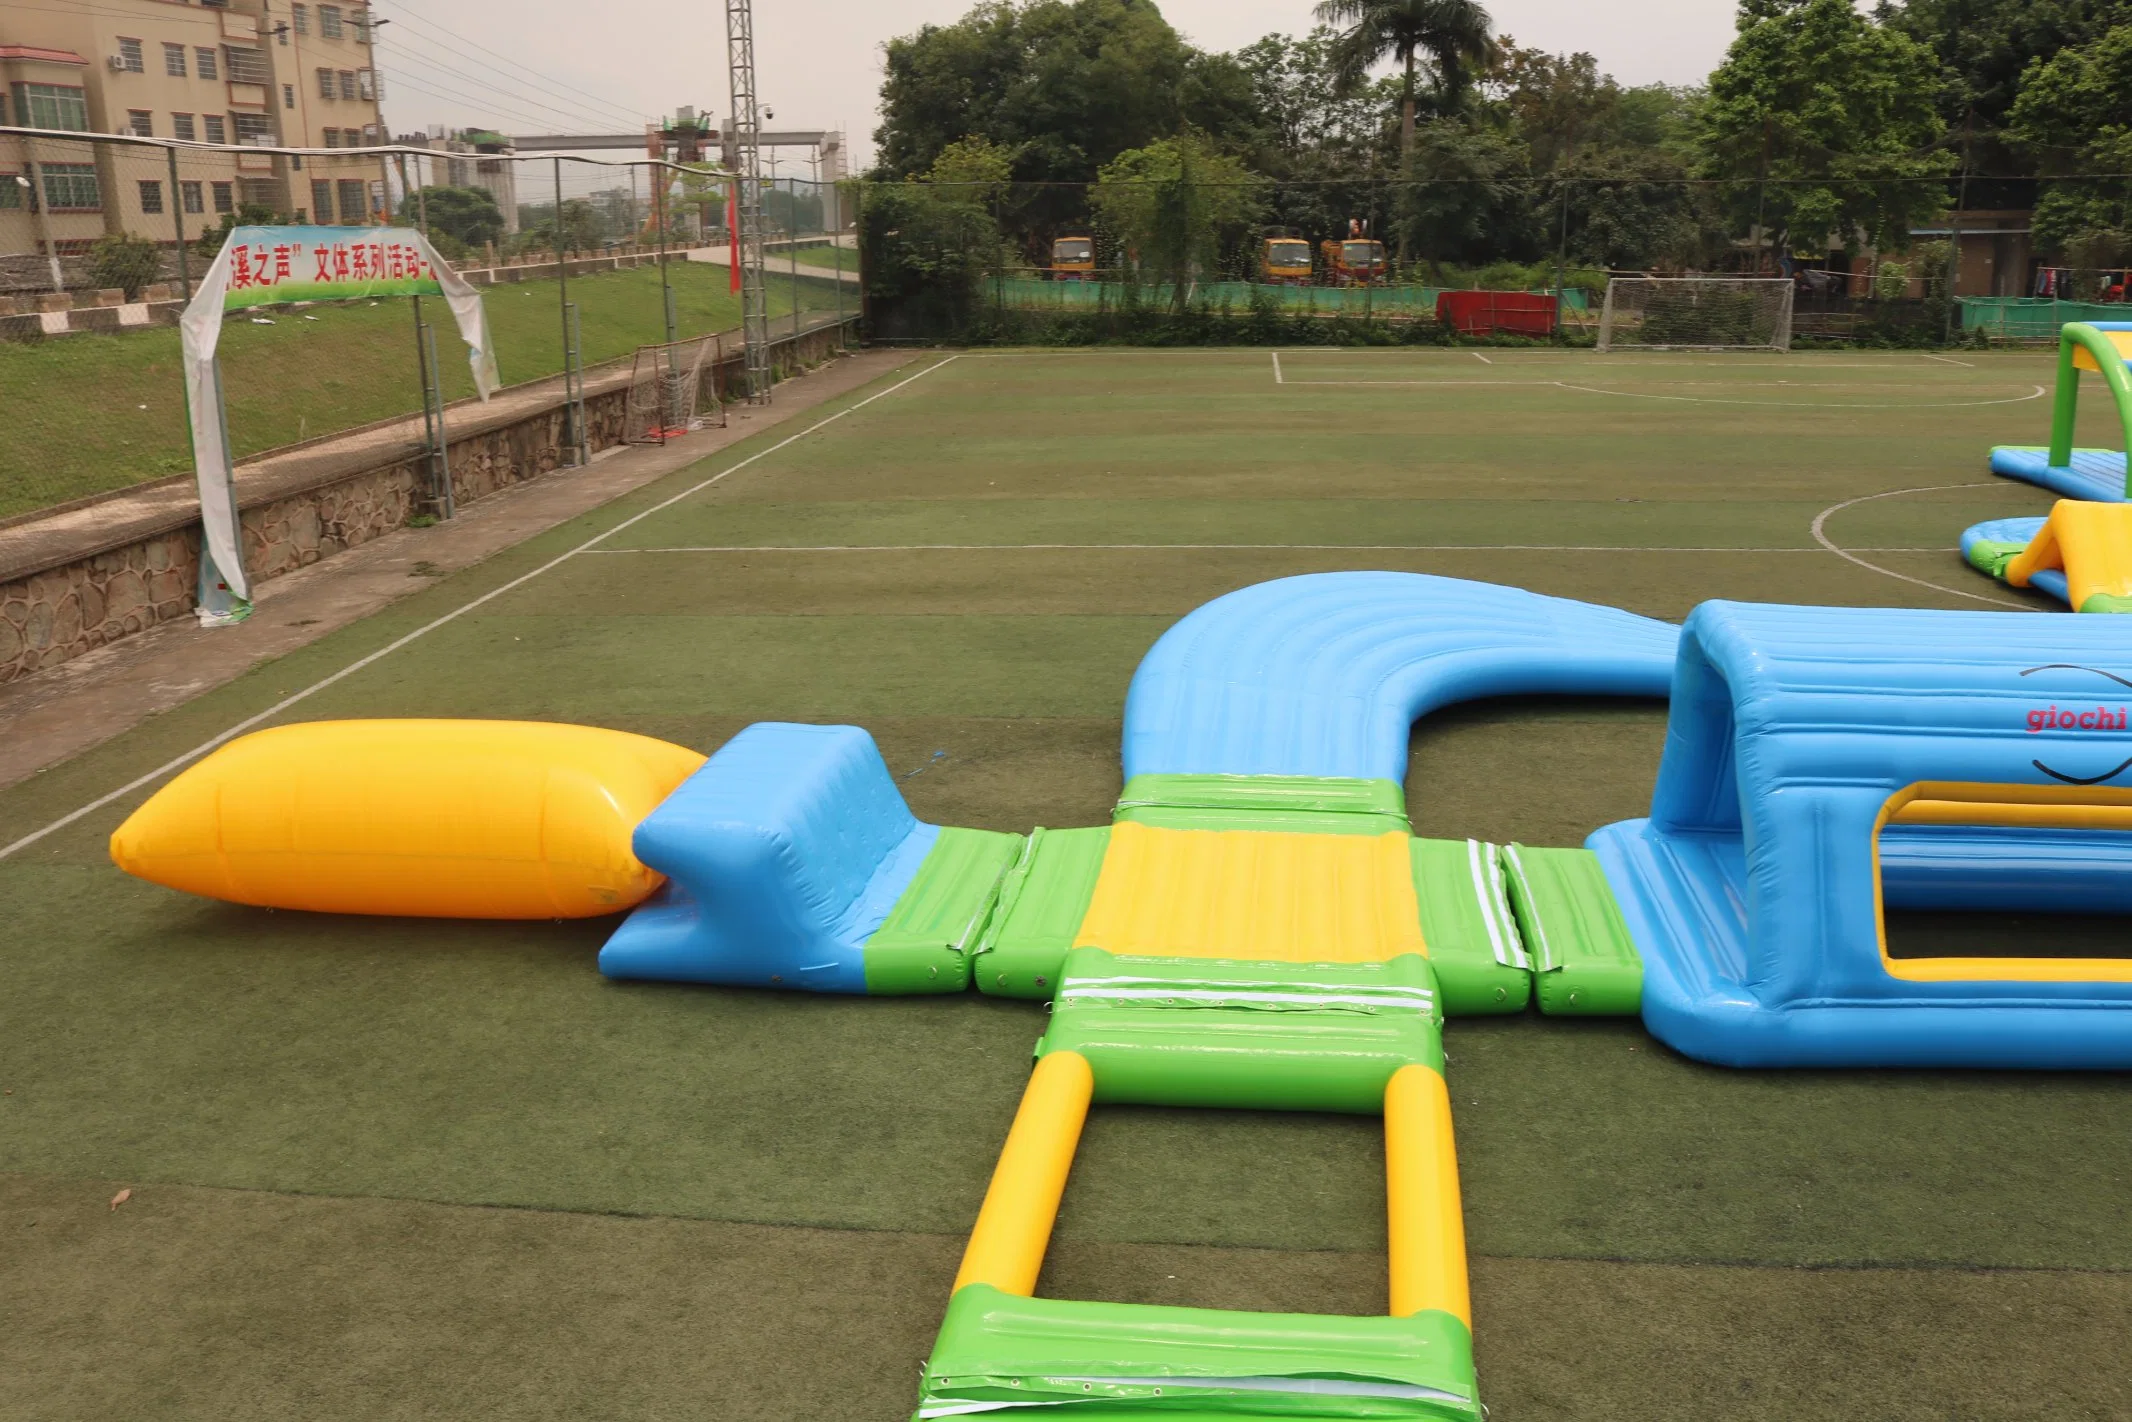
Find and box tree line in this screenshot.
[866,0,2132,281]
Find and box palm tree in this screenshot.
[1313,0,1495,158]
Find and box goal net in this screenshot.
[624,334,725,444]
[1597,278,1795,352]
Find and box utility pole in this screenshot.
[726,0,772,402]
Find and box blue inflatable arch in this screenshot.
[1592,601,2132,1069]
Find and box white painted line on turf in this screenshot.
[1472,352,1492,364]
[0,356,965,863]
[1922,353,1974,367]
[591,543,1952,555]
[1271,350,1284,384]
[1559,382,2047,410]
[1810,482,2035,610]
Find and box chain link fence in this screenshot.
[1,131,856,532]
[853,176,2132,349]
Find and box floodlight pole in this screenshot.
[727,0,773,403]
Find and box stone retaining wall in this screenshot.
[0,318,855,683]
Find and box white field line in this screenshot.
[1922,353,1975,367]
[1810,482,2035,610]
[1471,352,1492,364]
[1270,349,1284,384]
[590,543,1951,554]
[0,356,966,863]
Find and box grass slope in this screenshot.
[1,260,848,518]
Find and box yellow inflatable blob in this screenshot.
[110,720,705,919]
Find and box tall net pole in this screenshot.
[726,0,773,403]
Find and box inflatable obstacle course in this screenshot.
[1990,321,2132,500]
[1963,501,2132,611]
[108,571,2132,1418]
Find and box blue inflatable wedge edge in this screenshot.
[1989,446,2127,502]
[1960,516,2065,603]
[1121,572,1681,783]
[599,722,939,992]
[1590,600,2132,1069]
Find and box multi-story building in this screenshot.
[1,0,389,289]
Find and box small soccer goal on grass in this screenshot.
[1597,277,1795,352]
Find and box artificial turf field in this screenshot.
[4,345,2131,1420]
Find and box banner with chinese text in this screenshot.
[218,225,446,308]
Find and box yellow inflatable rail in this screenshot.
[111,720,704,919]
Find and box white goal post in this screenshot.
[1597,277,1795,352]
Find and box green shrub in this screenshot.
[86,231,165,298]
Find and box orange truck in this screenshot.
[1050,235,1096,280]
[1321,236,1388,286]
[1258,235,1313,285]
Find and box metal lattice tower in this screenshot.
[725,0,772,403]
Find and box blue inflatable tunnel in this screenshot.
[1591,601,2132,1069]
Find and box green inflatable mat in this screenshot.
[861,827,1025,994]
[973,826,1111,998]
[1498,843,1642,1015]
[919,1284,1480,1421]
[1408,838,1532,1016]
[1114,773,1410,836]
[1039,948,1442,1113]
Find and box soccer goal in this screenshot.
[1597,277,1795,352]
[624,334,725,444]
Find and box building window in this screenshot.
[233,112,274,144]
[336,177,365,223]
[292,3,310,35]
[317,67,334,99]
[127,110,153,138]
[196,47,218,81]
[181,179,204,214]
[163,42,188,78]
[117,38,145,73]
[172,112,196,141]
[354,10,372,43]
[337,71,357,101]
[322,128,339,148]
[0,176,22,211]
[14,84,90,131]
[224,46,271,86]
[239,178,279,209]
[211,180,234,213]
[138,179,164,214]
[311,178,333,218]
[41,163,101,212]
[202,114,227,144]
[356,69,374,100]
[319,5,344,39]
[283,84,295,109]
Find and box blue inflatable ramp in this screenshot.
[1591,602,2132,1069]
[1988,447,2127,503]
[599,723,1020,994]
[1960,516,2065,604]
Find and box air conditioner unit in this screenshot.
[107,54,129,69]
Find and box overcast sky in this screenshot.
[372,0,1742,169]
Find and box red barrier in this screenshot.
[1435,290,1558,337]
